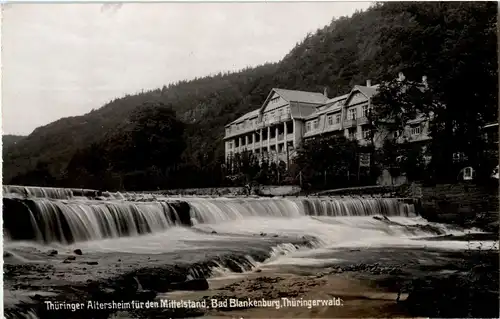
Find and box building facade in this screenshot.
[224,79,433,165]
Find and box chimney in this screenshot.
[323,87,328,98]
[366,79,372,87]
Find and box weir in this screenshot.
[3,186,417,245]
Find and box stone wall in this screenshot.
[417,181,499,232]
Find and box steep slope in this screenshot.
[2,135,26,149]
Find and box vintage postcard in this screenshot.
[2,1,499,318]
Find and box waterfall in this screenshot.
[3,185,76,200]
[3,186,417,245]
[3,198,188,244]
[188,197,414,224]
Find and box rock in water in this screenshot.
[48,249,58,256]
[170,279,209,291]
[73,249,83,255]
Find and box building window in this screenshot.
[362,105,370,118]
[348,108,357,120]
[327,115,333,126]
[410,125,421,136]
[335,114,341,124]
[229,142,233,149]
[362,126,370,139]
[264,114,268,122]
[226,128,230,135]
[285,106,290,114]
[313,119,319,130]
[453,152,467,163]
[348,128,356,139]
[306,122,312,132]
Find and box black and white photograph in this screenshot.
[2,1,499,318]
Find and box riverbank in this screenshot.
[5,240,498,319]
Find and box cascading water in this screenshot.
[4,185,497,319]
[3,185,416,245]
[5,185,492,271]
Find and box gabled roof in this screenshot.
[344,84,380,106]
[326,93,350,105]
[355,84,379,98]
[321,94,349,112]
[272,88,328,105]
[226,88,329,127]
[226,109,260,127]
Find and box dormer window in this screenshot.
[410,125,421,136]
[313,119,319,129]
[327,115,333,126]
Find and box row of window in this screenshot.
[226,106,292,135]
[228,143,294,154]
[305,106,373,133]
[262,106,291,122]
[346,127,371,139]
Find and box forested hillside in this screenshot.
[2,135,25,149]
[4,2,497,189]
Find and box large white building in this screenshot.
[224,78,432,166]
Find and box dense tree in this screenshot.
[294,136,360,189]
[64,102,186,191]
[2,135,25,150]
[373,2,497,181]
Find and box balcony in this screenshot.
[324,123,342,132]
[280,113,291,122]
[277,134,285,141]
[343,118,357,128]
[256,121,266,129]
[254,141,261,148]
[286,133,294,141]
[357,116,369,125]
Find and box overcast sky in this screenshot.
[2,2,372,136]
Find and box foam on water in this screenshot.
[3,185,497,273]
